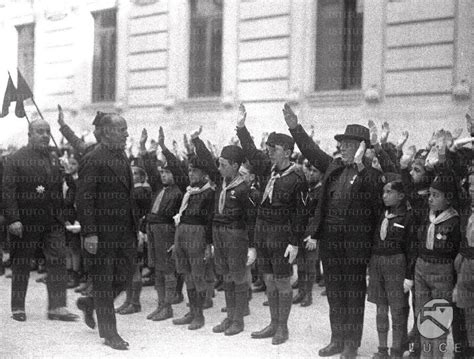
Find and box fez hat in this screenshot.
[430,171,458,201]
[189,154,211,175]
[266,132,295,151]
[220,145,245,165]
[334,124,371,146]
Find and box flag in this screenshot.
[1,73,17,118]
[15,69,33,118]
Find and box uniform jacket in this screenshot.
[2,145,65,226]
[76,143,139,239]
[289,124,383,257]
[236,126,308,247]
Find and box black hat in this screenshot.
[334,124,370,146]
[430,171,458,201]
[220,145,245,165]
[266,132,294,151]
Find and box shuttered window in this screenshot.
[189,0,223,97]
[315,0,363,91]
[16,23,35,91]
[92,9,116,102]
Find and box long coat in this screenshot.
[289,124,383,260]
[76,143,139,240]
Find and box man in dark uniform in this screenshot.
[2,119,78,322]
[283,104,382,358]
[75,113,138,350]
[235,105,308,345]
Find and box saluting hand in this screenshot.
[158,126,165,148]
[237,103,247,128]
[57,104,66,128]
[190,126,203,140]
[282,103,298,130]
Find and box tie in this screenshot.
[379,211,398,240]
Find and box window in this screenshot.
[315,0,363,91]
[16,23,35,91]
[188,0,223,97]
[92,9,116,102]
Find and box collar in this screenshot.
[387,203,407,217]
[134,182,150,189]
[272,163,292,175]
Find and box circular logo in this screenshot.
[417,299,453,339]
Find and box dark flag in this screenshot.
[15,69,33,118]
[1,73,17,118]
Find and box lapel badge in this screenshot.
[436,233,445,240]
[36,185,45,194]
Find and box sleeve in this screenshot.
[140,151,162,193]
[404,214,418,280]
[204,190,215,245]
[60,125,88,155]
[289,124,332,173]
[191,137,220,186]
[236,126,272,179]
[162,147,190,193]
[374,143,398,174]
[290,174,309,247]
[2,156,20,224]
[76,156,99,236]
[242,187,257,248]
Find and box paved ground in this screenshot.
[0,268,418,359]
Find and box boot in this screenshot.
[203,288,213,309]
[252,278,266,293]
[118,282,142,314]
[115,285,132,313]
[188,291,205,330]
[251,290,278,339]
[152,303,173,321]
[272,291,291,345]
[172,289,196,325]
[372,347,389,359]
[390,348,403,359]
[147,302,162,320]
[214,283,234,333]
[225,284,246,336]
[301,280,313,307]
[148,283,165,319]
[67,270,80,289]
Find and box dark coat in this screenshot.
[289,124,383,258]
[76,143,139,240]
[2,145,65,226]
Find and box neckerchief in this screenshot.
[426,207,459,250]
[151,187,166,214]
[380,211,399,241]
[173,182,214,226]
[261,163,296,204]
[218,175,245,214]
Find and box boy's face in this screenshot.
[239,165,254,185]
[266,144,290,166]
[188,166,207,186]
[159,168,174,185]
[67,159,79,175]
[218,157,238,180]
[410,163,426,184]
[382,183,404,207]
[306,165,322,184]
[132,167,144,184]
[428,187,450,212]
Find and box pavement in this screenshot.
[0,268,425,359]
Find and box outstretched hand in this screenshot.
[380,122,390,144]
[396,131,409,150]
[282,103,298,129]
[57,104,65,127]
[237,103,247,128]
[190,126,203,140]
[139,128,148,148]
[158,126,165,148]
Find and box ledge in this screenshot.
[305,90,364,107]
[178,97,228,112]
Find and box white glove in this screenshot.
[246,247,257,266]
[403,279,414,293]
[284,244,298,264]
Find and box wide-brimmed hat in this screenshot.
[334,124,370,146]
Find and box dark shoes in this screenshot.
[104,335,129,351]
[340,345,358,359]
[12,311,26,322]
[171,293,184,305]
[117,303,141,315]
[251,323,277,339]
[151,305,173,321]
[318,342,344,357]
[47,307,79,322]
[272,325,289,345]
[188,314,204,330]
[147,305,162,320]
[77,297,96,329]
[300,293,312,307]
[372,348,390,359]
[213,318,232,333]
[225,321,244,336]
[172,311,194,325]
[292,291,305,304]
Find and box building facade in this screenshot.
[0,0,472,152]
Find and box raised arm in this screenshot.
[283,103,332,172]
